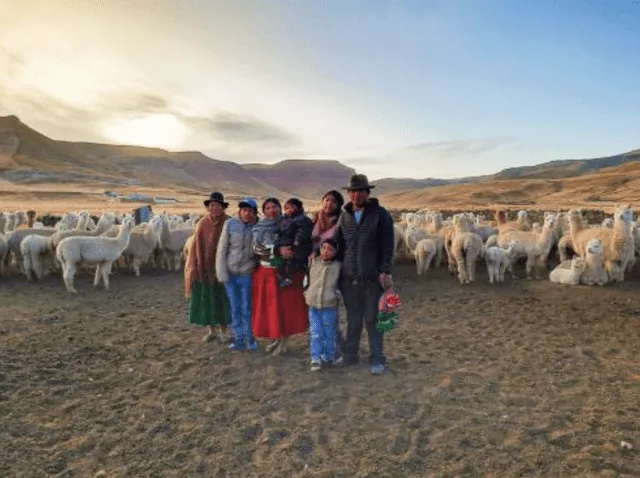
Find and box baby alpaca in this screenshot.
[580,238,608,286]
[414,238,437,276]
[484,240,518,284]
[549,256,585,285]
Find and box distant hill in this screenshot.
[379,161,640,210]
[371,176,488,195]
[1,114,639,205]
[371,149,640,196]
[493,150,640,180]
[242,159,355,199]
[0,115,349,200]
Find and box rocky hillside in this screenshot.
[379,161,640,210]
[373,150,640,194]
[0,115,352,200]
[1,114,638,203]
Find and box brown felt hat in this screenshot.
[343,174,375,191]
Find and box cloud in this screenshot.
[204,112,298,145]
[344,138,512,165]
[102,93,170,114]
[340,137,521,179]
[0,46,24,72]
[401,138,512,157]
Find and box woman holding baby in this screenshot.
[252,197,313,354]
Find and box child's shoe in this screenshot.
[228,341,246,351]
[370,363,388,375]
[310,360,322,371]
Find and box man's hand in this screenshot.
[379,273,393,290]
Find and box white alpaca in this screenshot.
[549,256,586,285]
[122,215,163,276]
[414,238,437,276]
[56,217,134,293]
[21,234,52,280]
[484,240,518,284]
[580,238,609,286]
[449,214,484,284]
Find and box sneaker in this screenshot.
[228,341,246,351]
[370,364,388,375]
[201,332,215,343]
[310,360,322,371]
[265,340,281,353]
[330,356,344,367]
[247,339,258,351]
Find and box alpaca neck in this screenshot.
[568,216,584,241]
[533,225,554,255]
[613,217,630,239]
[74,217,88,231]
[113,226,132,248]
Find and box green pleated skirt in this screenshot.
[188,281,231,327]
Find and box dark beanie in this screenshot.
[321,237,338,251]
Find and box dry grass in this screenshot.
[379,162,640,211]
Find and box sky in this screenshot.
[1,0,639,180]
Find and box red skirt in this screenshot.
[252,266,309,339]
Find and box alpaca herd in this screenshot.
[395,204,638,287]
[0,204,637,293]
[0,209,199,293]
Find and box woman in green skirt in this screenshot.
[185,192,231,342]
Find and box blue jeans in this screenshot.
[309,307,338,362]
[224,274,254,345]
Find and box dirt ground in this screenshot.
[1,262,639,477]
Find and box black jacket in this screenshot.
[275,211,314,270]
[335,198,394,280]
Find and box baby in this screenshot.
[275,198,313,287]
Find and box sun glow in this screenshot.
[101,114,188,150]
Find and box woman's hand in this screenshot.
[279,246,294,259]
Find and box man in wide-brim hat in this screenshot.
[336,173,395,375]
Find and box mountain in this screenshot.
[1,114,639,209]
[379,161,640,210]
[0,115,347,201]
[492,150,640,180]
[372,150,640,195]
[371,175,489,196]
[242,160,354,199]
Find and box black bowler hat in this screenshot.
[204,192,229,208]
